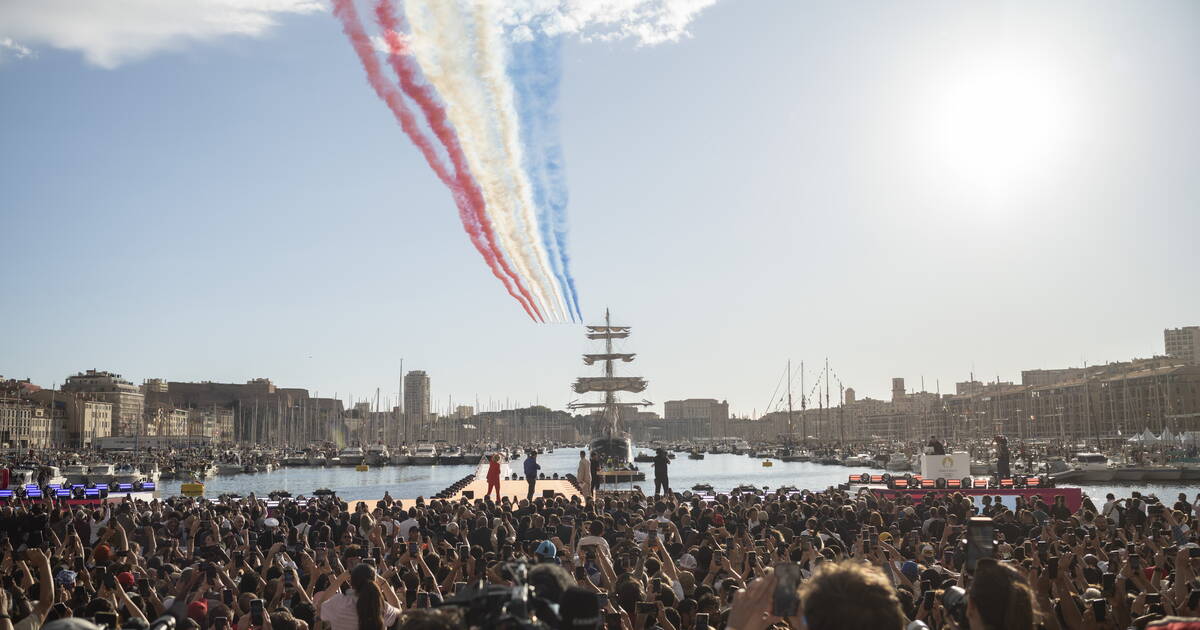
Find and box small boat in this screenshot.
[365,444,391,467]
[413,443,439,466]
[282,451,309,467]
[633,452,656,463]
[88,463,116,484]
[181,481,205,497]
[687,450,705,460]
[762,460,773,467]
[390,446,413,465]
[355,464,369,471]
[338,447,365,466]
[886,453,911,472]
[217,457,243,475]
[438,446,465,465]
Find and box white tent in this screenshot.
[1137,428,1160,444]
[1161,428,1177,443]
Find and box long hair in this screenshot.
[350,563,384,630]
[969,559,1037,630]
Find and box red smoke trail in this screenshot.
[331,0,542,322]
[372,0,540,320]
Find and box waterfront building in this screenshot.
[62,370,144,437]
[404,370,431,439]
[1165,326,1200,365]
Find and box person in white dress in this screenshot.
[576,450,592,497]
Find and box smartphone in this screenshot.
[1102,573,1116,596]
[408,542,419,556]
[1147,593,1161,605]
[923,589,934,608]
[459,545,471,561]
[695,613,710,630]
[95,611,119,629]
[137,577,150,593]
[1091,599,1106,622]
[103,572,117,589]
[1037,540,1049,555]
[575,566,587,581]
[213,617,229,630]
[636,602,657,615]
[607,613,623,630]
[772,563,802,617]
[250,599,265,626]
[965,517,994,573]
[1129,555,1140,570]
[453,581,467,594]
[1190,548,1200,559]
[1047,556,1059,579]
[205,563,218,581]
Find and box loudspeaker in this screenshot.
[462,490,474,499]
[542,489,555,499]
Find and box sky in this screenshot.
[2,0,1198,418]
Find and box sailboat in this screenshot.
[569,309,651,471]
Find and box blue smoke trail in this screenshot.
[509,33,582,322]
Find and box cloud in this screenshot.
[496,0,720,45]
[1,36,34,62]
[0,0,323,69]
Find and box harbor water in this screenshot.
[156,449,1200,503]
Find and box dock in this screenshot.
[346,476,582,512]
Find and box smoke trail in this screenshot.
[331,0,543,321]
[466,1,570,322]
[508,32,581,322]
[404,0,563,320]
[374,0,565,325]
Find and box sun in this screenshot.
[925,57,1074,192]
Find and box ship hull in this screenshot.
[590,435,633,465]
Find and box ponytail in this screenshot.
[351,564,385,630]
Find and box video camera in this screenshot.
[436,561,559,630]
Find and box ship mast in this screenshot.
[569,308,652,451]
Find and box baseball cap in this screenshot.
[188,600,208,622]
[536,540,557,558]
[677,553,698,570]
[879,532,893,543]
[117,572,136,588]
[901,561,920,580]
[55,570,78,586]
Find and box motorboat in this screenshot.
[390,445,413,465]
[64,464,90,485]
[438,446,465,465]
[282,451,309,467]
[886,453,911,472]
[338,447,366,466]
[412,443,439,466]
[217,456,243,476]
[842,454,871,467]
[365,444,391,467]
[88,463,116,483]
[113,464,142,485]
[687,449,705,460]
[1062,453,1115,482]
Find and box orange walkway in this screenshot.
[347,477,580,512]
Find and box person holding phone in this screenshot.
[317,564,401,630]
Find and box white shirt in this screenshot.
[398,517,419,541]
[576,535,611,558]
[320,590,401,630]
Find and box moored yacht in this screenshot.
[413,443,439,465]
[338,446,366,466]
[390,445,413,465]
[365,444,391,466]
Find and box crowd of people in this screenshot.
[0,451,1198,630]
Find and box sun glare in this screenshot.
[925,57,1074,193]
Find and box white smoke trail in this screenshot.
[496,0,718,45]
[405,0,568,321]
[468,0,570,322]
[405,0,564,320]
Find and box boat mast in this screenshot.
[800,361,806,446]
[786,360,794,447]
[605,308,615,437]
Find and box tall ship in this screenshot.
[569,309,651,467]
